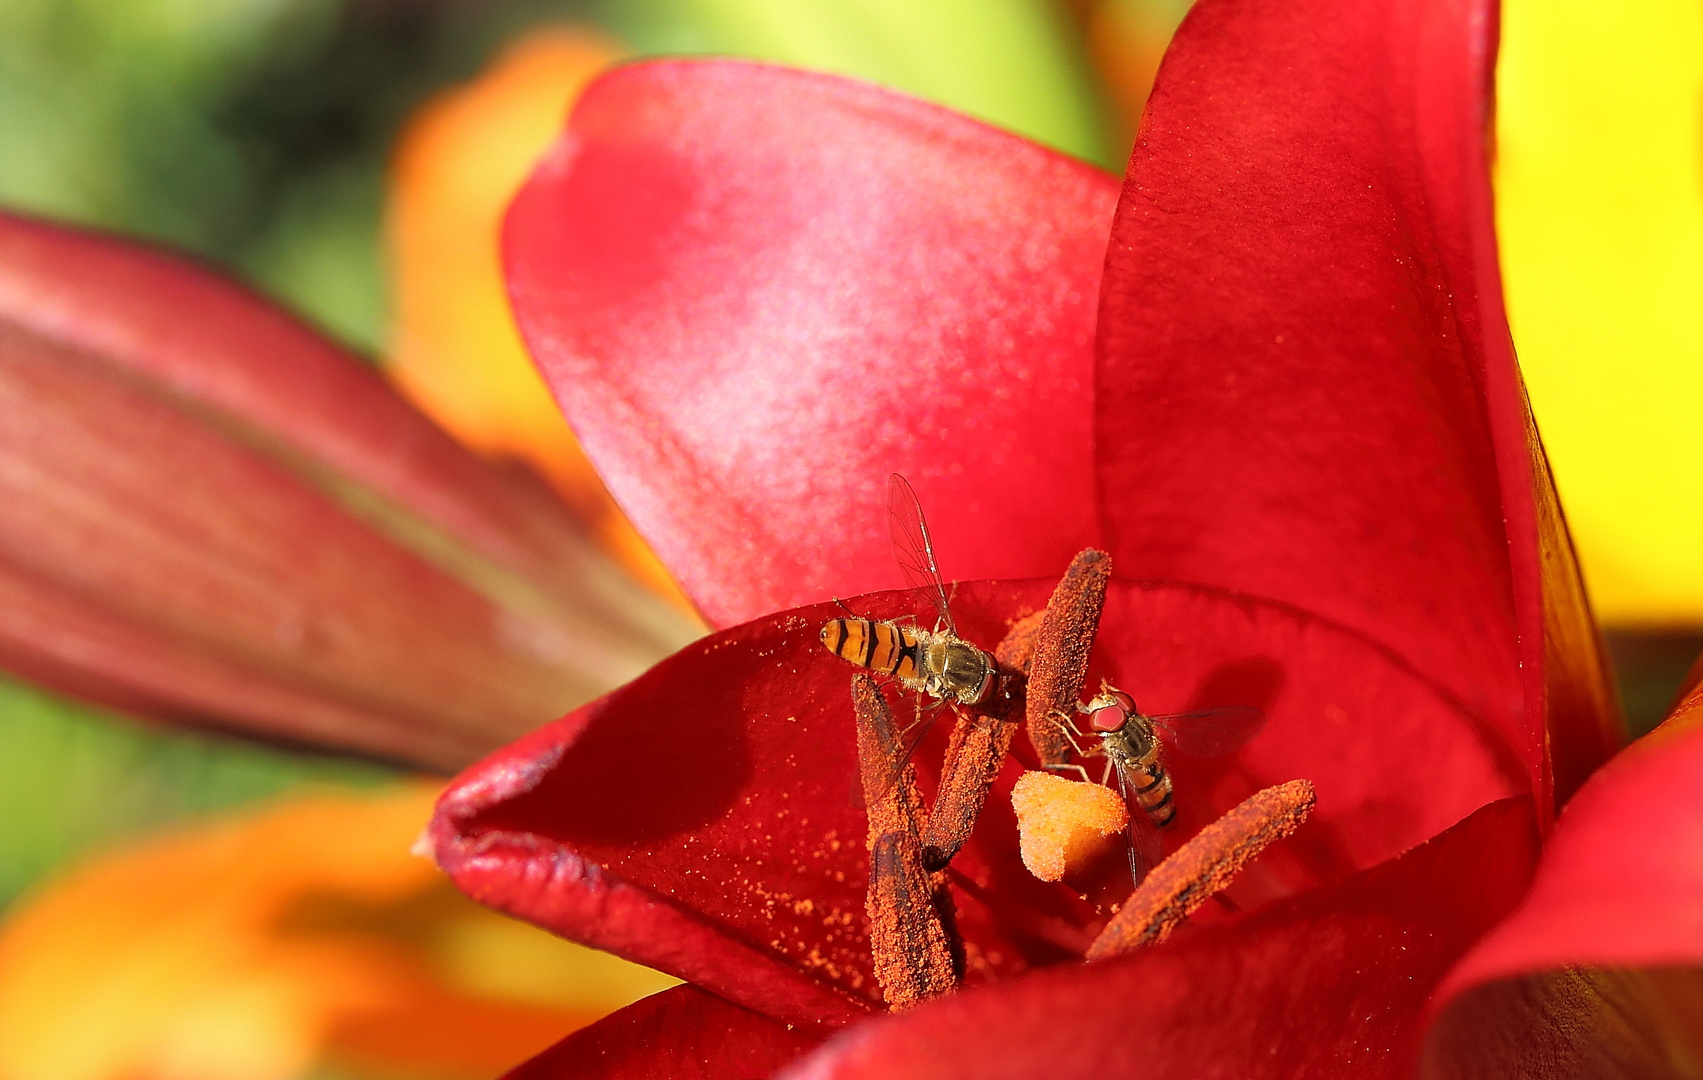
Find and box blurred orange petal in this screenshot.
[0,783,675,1080]
[385,28,691,610]
[1081,0,1193,155]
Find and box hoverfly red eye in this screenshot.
[1088,703,1127,733]
[1110,690,1136,713]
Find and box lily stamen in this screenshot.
[853,673,959,1009]
[1086,779,1317,960]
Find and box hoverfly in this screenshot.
[1049,684,1264,885]
[820,474,997,704]
[820,474,999,763]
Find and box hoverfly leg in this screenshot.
[1046,715,1096,760]
[831,596,860,619]
[1099,759,1116,787]
[1043,762,1095,784]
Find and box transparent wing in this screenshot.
[1112,766,1164,887]
[851,696,952,810]
[1149,706,1266,758]
[888,473,955,635]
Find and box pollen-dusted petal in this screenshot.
[774,799,1540,1080]
[1087,779,1316,959]
[1010,771,1128,883]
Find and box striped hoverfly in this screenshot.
[819,474,997,707]
[1050,685,1264,885]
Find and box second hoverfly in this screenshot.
[1053,684,1264,885]
[819,474,997,707]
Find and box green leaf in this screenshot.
[0,674,393,910]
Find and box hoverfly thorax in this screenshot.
[922,636,996,705]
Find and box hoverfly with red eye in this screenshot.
[819,474,1000,777]
[1048,684,1264,885]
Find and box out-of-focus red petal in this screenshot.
[503,61,1120,629]
[501,986,820,1080]
[0,212,695,768]
[429,575,1525,1026]
[1421,685,1703,1076]
[1094,0,1619,815]
[781,797,1539,1080]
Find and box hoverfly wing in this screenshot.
[887,473,957,636]
[1149,706,1265,758]
[853,695,952,810]
[1112,766,1164,887]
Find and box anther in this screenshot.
[920,646,1025,871]
[1027,549,1111,766]
[852,673,959,1008]
[852,674,926,838]
[1085,779,1316,960]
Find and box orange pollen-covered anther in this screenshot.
[1086,779,1317,960]
[1027,549,1110,766]
[852,674,960,1009]
[918,624,1029,872]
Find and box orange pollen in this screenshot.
[851,673,959,1008]
[1027,549,1111,766]
[1086,778,1317,960]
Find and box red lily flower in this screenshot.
[427,0,1701,1074]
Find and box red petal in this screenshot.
[428,585,1056,1028]
[781,798,1539,1080]
[504,61,1119,628]
[430,576,1525,1026]
[501,986,820,1080]
[0,212,694,768]
[1093,0,1618,814]
[1093,580,1523,883]
[1422,686,1703,1074]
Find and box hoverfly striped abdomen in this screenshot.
[821,617,923,682]
[1122,753,1176,829]
[1088,690,1178,832]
